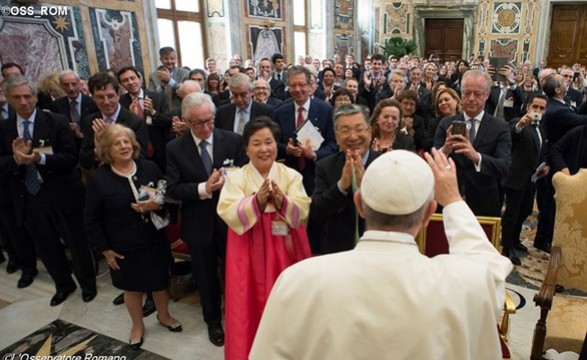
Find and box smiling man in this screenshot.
[166,92,246,347]
[79,72,148,170]
[148,47,189,110]
[215,73,274,135]
[310,103,380,254]
[117,66,171,171]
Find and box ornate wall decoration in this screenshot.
[522,39,530,62]
[89,8,143,72]
[524,0,535,35]
[479,0,489,35]
[0,5,89,81]
[478,38,487,57]
[249,25,283,63]
[207,0,225,17]
[334,34,353,56]
[490,39,518,60]
[492,2,521,34]
[383,3,409,35]
[247,0,282,20]
[334,0,353,31]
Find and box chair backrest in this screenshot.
[416,213,501,256]
[552,169,587,292]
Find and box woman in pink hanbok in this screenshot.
[217,116,311,360]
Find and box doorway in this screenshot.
[547,4,587,69]
[424,18,464,63]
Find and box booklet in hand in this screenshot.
[294,119,324,151]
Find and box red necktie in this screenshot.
[297,107,306,170]
[135,98,153,157]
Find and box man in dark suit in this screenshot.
[406,66,432,118]
[485,65,525,122]
[501,94,548,265]
[548,124,587,175]
[561,68,584,110]
[253,78,283,108]
[79,72,148,170]
[0,75,96,306]
[0,86,38,285]
[117,66,171,172]
[148,47,189,110]
[534,73,587,252]
[215,73,274,134]
[258,58,286,100]
[48,70,98,149]
[166,92,246,347]
[533,60,545,83]
[434,70,511,217]
[270,53,288,99]
[274,66,338,195]
[360,54,388,111]
[311,104,380,254]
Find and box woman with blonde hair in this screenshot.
[85,124,181,350]
[422,63,438,90]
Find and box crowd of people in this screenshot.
[1,46,587,358]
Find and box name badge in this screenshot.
[36,146,54,155]
[271,220,289,236]
[503,99,514,108]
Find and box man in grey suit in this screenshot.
[166,92,246,346]
[434,70,511,217]
[148,47,189,110]
[215,73,274,134]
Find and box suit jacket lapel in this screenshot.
[32,110,49,148]
[473,114,491,146]
[212,129,225,168]
[307,100,318,124]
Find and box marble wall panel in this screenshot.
[207,0,225,17]
[0,4,89,81]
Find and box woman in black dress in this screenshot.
[84,124,181,350]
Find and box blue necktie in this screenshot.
[532,124,541,152]
[469,118,477,143]
[199,140,212,176]
[22,121,41,195]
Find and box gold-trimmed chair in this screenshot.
[416,214,515,359]
[530,170,587,359]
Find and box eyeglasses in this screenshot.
[562,74,574,79]
[336,125,369,136]
[254,86,269,91]
[187,118,215,127]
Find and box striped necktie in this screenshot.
[22,121,41,195]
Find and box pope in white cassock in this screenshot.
[250,149,513,360]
